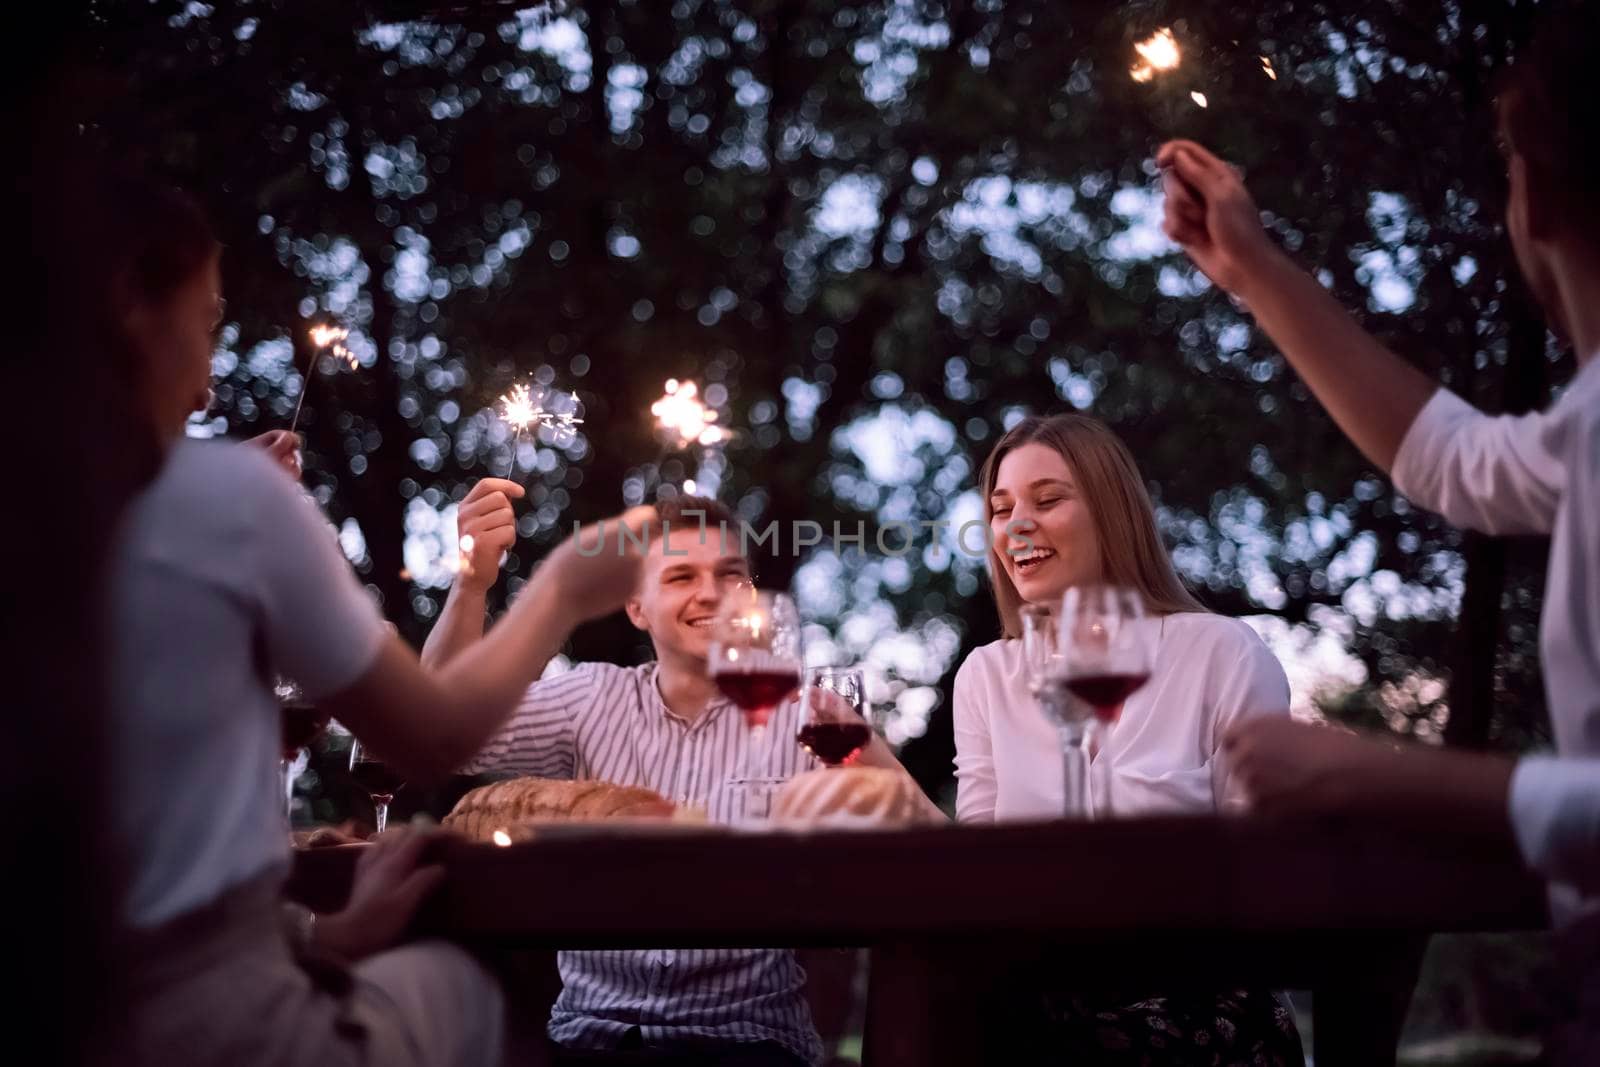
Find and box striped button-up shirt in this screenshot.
[469,661,823,1063]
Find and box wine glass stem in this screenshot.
[373,799,389,835]
[1058,725,1093,818]
[1090,720,1113,817]
[281,758,294,823]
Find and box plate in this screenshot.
[487,817,730,842]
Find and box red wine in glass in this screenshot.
[796,721,872,766]
[1065,672,1150,724]
[716,669,801,727]
[350,761,407,806]
[280,704,330,761]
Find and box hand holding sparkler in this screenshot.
[249,429,303,481]
[1157,139,1282,298]
[453,477,525,592]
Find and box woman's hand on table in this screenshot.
[314,826,445,960]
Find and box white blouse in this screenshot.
[953,612,1290,822]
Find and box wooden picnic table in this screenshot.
[290,814,1547,1065]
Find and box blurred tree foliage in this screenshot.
[71,0,1566,792]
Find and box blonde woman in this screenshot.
[953,412,1302,1064]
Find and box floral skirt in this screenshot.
[1034,987,1304,1066]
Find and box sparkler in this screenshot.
[1131,28,1278,116]
[651,379,730,450]
[289,325,355,435]
[497,381,584,475]
[1129,27,1180,83]
[641,378,734,500]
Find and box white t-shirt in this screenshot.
[953,612,1290,822]
[1392,355,1600,919]
[109,440,387,929]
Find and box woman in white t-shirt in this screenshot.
[97,172,650,1067]
[953,412,1302,1064]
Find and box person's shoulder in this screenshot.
[588,661,656,686]
[954,637,1019,699]
[528,661,649,702]
[1162,611,1273,662]
[1164,612,1288,697]
[126,439,288,536]
[171,436,284,481]
[957,637,1015,679]
[1561,355,1600,406]
[1560,358,1600,445]
[160,438,300,510]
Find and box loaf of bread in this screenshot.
[770,766,930,825]
[442,777,675,842]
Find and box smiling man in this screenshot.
[422,491,825,1066]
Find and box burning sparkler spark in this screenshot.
[289,323,358,434]
[1130,27,1181,83]
[308,325,357,370]
[497,383,584,441]
[500,383,538,434]
[651,379,730,449]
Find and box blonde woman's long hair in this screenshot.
[978,413,1205,638]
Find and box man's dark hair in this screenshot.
[1496,2,1600,252]
[654,494,743,554]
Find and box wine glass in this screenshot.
[274,677,328,824]
[796,667,871,768]
[1019,604,1095,817]
[707,588,803,737]
[1058,585,1154,723]
[1057,584,1156,815]
[348,738,406,835]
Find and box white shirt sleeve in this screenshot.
[1205,625,1294,811]
[1509,757,1600,896]
[242,455,388,701]
[1390,386,1567,536]
[952,655,998,824]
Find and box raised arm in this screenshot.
[420,478,524,670]
[1157,139,1437,472]
[261,486,652,784]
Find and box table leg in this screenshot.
[864,942,987,1067]
[1311,935,1428,1066]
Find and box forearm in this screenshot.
[427,574,577,757]
[1233,248,1439,472]
[1347,744,1516,834]
[327,573,581,782]
[420,581,491,670]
